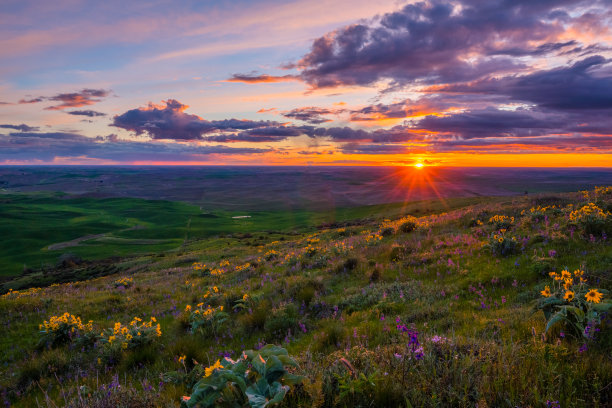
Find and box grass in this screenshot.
[0,190,487,279]
[0,188,611,406]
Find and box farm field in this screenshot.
[0,186,611,407]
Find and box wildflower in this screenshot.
[179,355,186,364]
[563,291,575,302]
[563,280,572,290]
[561,270,571,280]
[549,272,557,278]
[573,269,584,277]
[540,286,551,297]
[204,359,223,377]
[585,289,603,303]
[185,305,192,312]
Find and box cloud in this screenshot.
[44,89,111,110]
[226,73,298,83]
[0,131,271,162]
[112,99,281,140]
[16,89,111,110]
[0,123,39,132]
[432,56,612,110]
[66,110,107,117]
[282,106,344,124]
[290,0,581,88]
[18,97,44,104]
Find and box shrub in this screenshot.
[185,304,228,336]
[99,317,161,354]
[399,220,417,233]
[113,277,133,288]
[38,312,93,349]
[569,203,611,237]
[488,214,514,231]
[487,232,519,257]
[536,269,612,339]
[180,345,304,408]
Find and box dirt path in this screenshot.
[47,233,108,250]
[46,225,147,251]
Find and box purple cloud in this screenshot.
[112,99,282,140]
[0,123,39,132]
[66,110,107,117]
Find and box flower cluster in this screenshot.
[332,240,354,256]
[365,232,383,245]
[487,231,518,257]
[2,287,43,299]
[396,320,424,360]
[38,312,94,348]
[234,262,251,273]
[113,277,133,288]
[40,312,92,333]
[569,203,609,223]
[100,316,162,351]
[210,268,225,276]
[192,262,209,271]
[489,214,514,230]
[186,303,228,335]
[264,250,279,261]
[537,267,610,339]
[381,215,421,234]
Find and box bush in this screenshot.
[399,220,417,233]
[180,345,304,408]
[38,312,93,349]
[487,233,519,257]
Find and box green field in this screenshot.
[0,191,488,279]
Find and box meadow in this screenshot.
[0,186,611,407]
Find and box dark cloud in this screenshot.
[16,89,110,110]
[205,126,309,143]
[66,110,107,117]
[0,123,39,132]
[226,73,298,83]
[44,89,111,110]
[411,109,563,139]
[282,107,343,124]
[340,143,411,155]
[434,56,612,110]
[18,97,44,104]
[112,99,280,140]
[0,131,271,162]
[291,0,584,88]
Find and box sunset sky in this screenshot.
[1,0,612,166]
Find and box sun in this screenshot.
[414,162,425,169]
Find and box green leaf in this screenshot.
[265,355,286,384]
[266,383,289,407]
[545,312,566,334]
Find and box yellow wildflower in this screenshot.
[585,289,603,303]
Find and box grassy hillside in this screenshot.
[0,187,611,407]
[0,191,487,279]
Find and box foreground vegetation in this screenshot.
[1,187,612,407]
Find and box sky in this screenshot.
[1,0,612,166]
